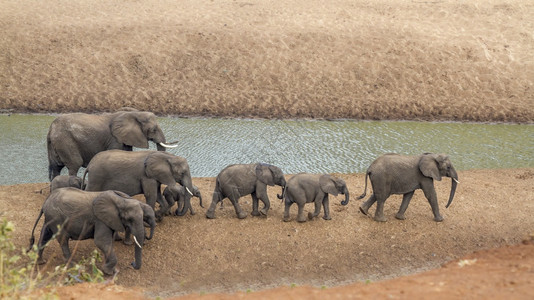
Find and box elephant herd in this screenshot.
[28,110,460,276]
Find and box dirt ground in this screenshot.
[3,169,534,299]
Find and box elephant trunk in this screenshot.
[341,186,350,206]
[277,185,286,200]
[176,194,192,216]
[445,168,459,208]
[197,193,204,208]
[131,225,145,270]
[146,218,156,240]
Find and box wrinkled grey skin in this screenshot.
[282,173,350,222]
[49,175,83,193]
[162,184,203,216]
[84,150,195,221]
[206,163,286,219]
[47,110,173,181]
[358,153,459,222]
[28,188,156,275]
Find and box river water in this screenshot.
[0,114,532,185]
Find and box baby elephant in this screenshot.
[28,188,156,275]
[358,153,459,222]
[162,184,203,216]
[39,175,83,194]
[282,173,350,222]
[206,163,286,219]
[50,175,83,193]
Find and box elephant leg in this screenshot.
[296,203,307,223]
[256,189,270,216]
[36,226,54,264]
[141,181,161,220]
[94,224,118,276]
[308,194,323,220]
[251,192,260,216]
[322,195,331,220]
[373,195,388,222]
[283,199,293,222]
[359,194,376,216]
[123,226,133,246]
[396,191,415,220]
[206,192,222,219]
[422,183,443,222]
[228,195,247,219]
[57,234,72,263]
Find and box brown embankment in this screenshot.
[1,0,533,123]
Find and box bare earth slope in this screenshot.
[1,0,533,122]
[3,169,534,298]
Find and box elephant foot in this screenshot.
[373,215,387,222]
[297,215,307,223]
[251,211,261,217]
[237,211,248,219]
[395,213,406,220]
[434,215,444,222]
[102,266,118,276]
[308,212,314,220]
[123,238,133,246]
[322,215,332,221]
[359,206,369,215]
[283,216,291,222]
[206,210,216,219]
[260,208,268,216]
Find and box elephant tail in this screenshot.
[357,171,370,200]
[212,178,223,206]
[28,209,44,252]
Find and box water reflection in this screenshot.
[0,114,532,185]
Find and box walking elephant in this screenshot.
[163,184,203,216]
[28,188,156,275]
[47,110,176,181]
[206,163,286,219]
[282,173,350,222]
[358,153,459,222]
[83,150,195,221]
[50,175,83,193]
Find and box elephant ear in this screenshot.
[255,163,275,186]
[110,112,150,149]
[93,191,126,233]
[419,154,442,181]
[319,174,339,196]
[145,152,177,186]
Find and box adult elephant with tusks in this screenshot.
[28,188,156,275]
[83,150,195,221]
[47,110,177,181]
[358,153,459,222]
[282,173,350,222]
[206,163,286,219]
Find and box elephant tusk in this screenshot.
[133,236,142,249]
[158,142,178,148]
[453,178,460,184]
[185,186,194,196]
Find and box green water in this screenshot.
[0,114,532,185]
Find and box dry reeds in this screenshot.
[0,0,532,123]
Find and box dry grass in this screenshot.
[1,0,533,122]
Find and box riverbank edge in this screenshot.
[2,111,533,125]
